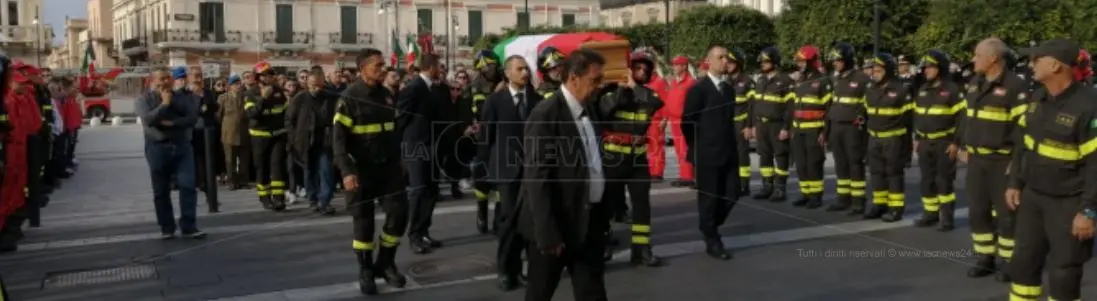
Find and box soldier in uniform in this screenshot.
[788,45,831,208]
[962,38,1030,281]
[243,61,290,211]
[750,46,793,202]
[594,50,665,267]
[464,50,505,234]
[725,48,754,197]
[1007,38,1096,301]
[863,53,914,222]
[824,43,872,213]
[536,47,565,99]
[912,50,964,231]
[333,49,409,295]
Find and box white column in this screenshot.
[1,0,9,28]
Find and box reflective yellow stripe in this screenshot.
[380,232,401,247]
[264,106,286,115]
[270,181,286,187]
[939,193,956,204]
[0,114,8,121]
[966,146,1011,155]
[759,94,788,103]
[998,237,1015,247]
[631,224,650,233]
[474,189,489,201]
[866,103,913,116]
[1018,114,1027,127]
[473,94,487,101]
[353,240,375,250]
[1010,104,1028,119]
[887,192,905,207]
[1023,135,1097,161]
[349,122,396,135]
[774,168,789,176]
[793,121,825,129]
[333,113,354,127]
[249,128,288,137]
[836,96,863,104]
[966,108,1010,122]
[631,235,651,245]
[796,93,832,105]
[244,101,257,109]
[1010,283,1042,297]
[916,128,956,139]
[733,112,748,122]
[615,111,649,121]
[869,128,907,138]
[42,105,53,110]
[759,167,774,177]
[872,191,889,204]
[972,233,994,242]
[973,244,996,254]
[915,101,966,115]
[604,143,646,154]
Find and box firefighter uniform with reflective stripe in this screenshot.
[913,78,965,230]
[594,84,664,266]
[537,80,560,101]
[333,79,409,295]
[751,72,794,201]
[788,72,831,208]
[864,78,913,222]
[462,71,503,234]
[727,71,754,195]
[826,70,872,213]
[243,85,289,211]
[1007,84,1097,301]
[962,70,1029,279]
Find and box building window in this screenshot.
[6,2,17,26]
[199,2,225,42]
[468,11,483,45]
[275,4,294,43]
[516,11,530,30]
[339,6,357,44]
[620,12,632,26]
[416,9,433,33]
[562,13,575,27]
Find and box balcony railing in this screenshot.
[328,32,373,45]
[262,31,313,45]
[151,29,248,50]
[0,25,52,47]
[121,37,145,50]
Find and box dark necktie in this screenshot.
[516,92,527,120]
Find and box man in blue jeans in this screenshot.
[135,67,207,239]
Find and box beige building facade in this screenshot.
[707,0,785,15]
[113,0,598,75]
[0,0,53,66]
[598,0,706,28]
[88,0,120,68]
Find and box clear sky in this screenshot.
[43,0,88,45]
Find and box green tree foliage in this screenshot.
[670,5,775,61]
[775,0,927,58]
[910,0,1087,61]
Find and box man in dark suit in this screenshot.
[520,48,610,301]
[681,45,739,260]
[479,55,542,291]
[397,53,444,253]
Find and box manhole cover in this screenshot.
[42,264,158,289]
[406,255,494,285]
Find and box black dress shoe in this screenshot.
[704,239,732,260]
[967,255,997,278]
[791,196,809,207]
[422,236,443,248]
[410,238,433,254]
[497,274,521,291]
[805,196,823,209]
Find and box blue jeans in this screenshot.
[145,140,199,234]
[305,150,335,207]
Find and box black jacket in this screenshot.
[478,84,542,182]
[681,76,739,167]
[396,75,437,149]
[286,90,336,164]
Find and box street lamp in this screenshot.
[32,16,42,67]
[378,0,400,68]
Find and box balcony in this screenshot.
[327,32,374,52]
[0,25,51,47]
[261,31,313,52]
[120,37,147,56]
[152,29,246,50]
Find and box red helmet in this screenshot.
[1074,49,1092,81]
[796,45,822,70]
[254,61,274,75]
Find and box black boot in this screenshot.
[881,207,904,222]
[375,246,407,288]
[913,209,940,227]
[738,178,751,197]
[630,245,663,267]
[995,261,1011,282]
[769,183,787,202]
[355,250,378,295]
[937,203,955,232]
[791,190,809,206]
[967,255,997,278]
[863,204,887,219]
[258,195,273,210]
[603,231,616,262]
[805,194,823,209]
[848,197,866,216]
[826,195,851,211]
[271,194,287,211]
[476,201,489,234]
[753,178,773,200]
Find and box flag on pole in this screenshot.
[81,35,96,75]
[405,34,420,66]
[390,30,404,66]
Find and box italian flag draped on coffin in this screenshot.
[490,32,623,82]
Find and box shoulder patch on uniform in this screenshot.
[993,88,1006,96]
[939,91,950,97]
[850,82,859,88]
[1056,113,1076,127]
[811,81,820,88]
[887,92,897,98]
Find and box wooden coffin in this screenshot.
[580,39,632,83]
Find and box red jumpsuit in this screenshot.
[0,82,42,231]
[665,73,696,181]
[646,74,669,178]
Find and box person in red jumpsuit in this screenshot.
[646,64,669,181]
[665,55,697,187]
[0,60,44,253]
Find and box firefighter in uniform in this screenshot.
[26,66,50,227]
[912,50,964,231]
[751,46,793,202]
[595,50,664,267]
[725,48,754,197]
[863,53,914,222]
[962,38,1030,281]
[464,50,504,234]
[243,62,289,211]
[536,47,565,99]
[1006,39,1097,301]
[825,42,872,213]
[788,45,832,208]
[333,49,409,295]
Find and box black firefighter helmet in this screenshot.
[872,52,898,79]
[758,46,782,67]
[537,47,566,74]
[474,49,501,71]
[828,42,857,66]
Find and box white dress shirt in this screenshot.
[419,73,433,91]
[561,86,604,203]
[50,98,64,135]
[709,73,725,92]
[508,85,523,105]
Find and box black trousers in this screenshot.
[791,130,826,198]
[525,204,610,301]
[40,131,57,189]
[734,121,752,179]
[66,130,78,168]
[192,129,208,189]
[26,135,45,227]
[1008,189,1093,300]
[51,133,69,177]
[829,123,867,201]
[604,154,653,246]
[916,139,957,212]
[695,162,739,239]
[495,181,526,277]
[967,155,1015,259]
[407,159,439,238]
[867,135,909,208]
[755,121,789,184]
[251,134,287,201]
[350,160,408,250]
